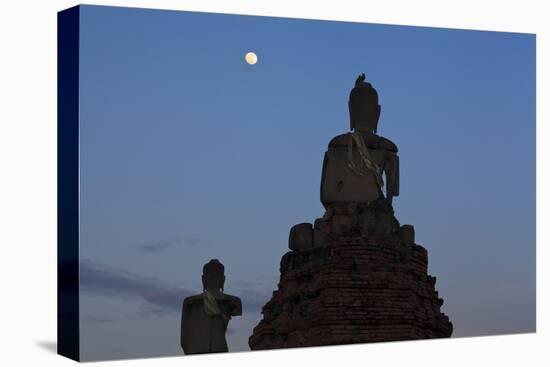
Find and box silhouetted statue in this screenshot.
[180,259,242,355]
[321,74,399,206]
[249,73,452,350]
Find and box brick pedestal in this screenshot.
[248,234,452,349]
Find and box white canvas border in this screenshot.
[0,1,546,366]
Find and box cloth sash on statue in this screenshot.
[347,131,384,187]
[203,291,229,326]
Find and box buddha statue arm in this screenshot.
[231,296,243,316]
[384,152,400,204]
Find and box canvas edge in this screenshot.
[57,4,81,362]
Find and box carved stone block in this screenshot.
[313,218,329,247]
[399,224,415,245]
[289,223,313,251]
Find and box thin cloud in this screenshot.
[84,315,117,323]
[80,259,192,314]
[80,259,274,317]
[134,237,210,253]
[235,287,273,313]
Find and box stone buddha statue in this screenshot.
[289,74,411,250]
[180,259,242,355]
[321,73,399,207]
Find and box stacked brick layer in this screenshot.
[249,236,452,349]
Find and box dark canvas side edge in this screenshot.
[57,5,80,362]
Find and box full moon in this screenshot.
[245,52,258,65]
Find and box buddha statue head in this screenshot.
[348,73,381,133]
[202,259,225,293]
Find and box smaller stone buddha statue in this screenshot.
[321,73,399,207]
[180,259,242,355]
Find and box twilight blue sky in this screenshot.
[77,5,535,361]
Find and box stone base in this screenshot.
[248,234,452,350]
[315,200,400,246]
